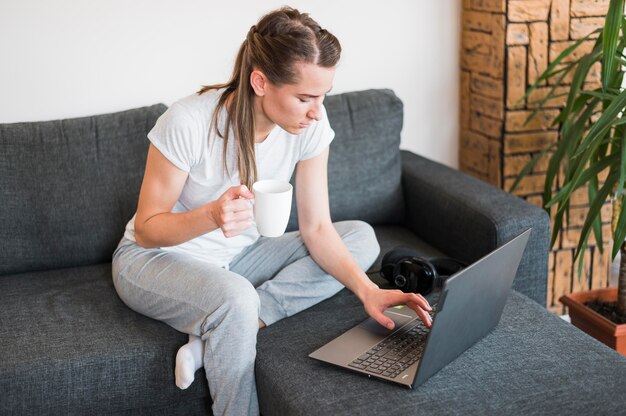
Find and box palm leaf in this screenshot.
[566,90,626,192]
[618,125,626,197]
[525,64,576,125]
[574,168,619,260]
[546,152,619,207]
[563,98,600,156]
[516,0,626,263]
[544,99,600,211]
[581,90,620,100]
[558,90,598,132]
[602,0,624,88]
[589,174,604,255]
[521,30,602,107]
[550,201,567,248]
[613,195,626,258]
[576,238,589,278]
[613,117,626,126]
[508,143,557,193]
[562,36,604,120]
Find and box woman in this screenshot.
[112,7,432,415]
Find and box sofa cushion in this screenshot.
[0,264,211,415]
[0,104,167,276]
[256,288,626,415]
[287,89,405,231]
[0,224,445,414]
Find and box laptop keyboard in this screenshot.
[348,308,435,379]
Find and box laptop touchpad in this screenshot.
[358,310,415,337]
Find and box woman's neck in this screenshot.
[225,93,275,143]
[251,96,275,143]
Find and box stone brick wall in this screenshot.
[460,0,611,314]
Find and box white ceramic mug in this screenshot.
[252,180,293,237]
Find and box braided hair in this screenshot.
[198,7,341,189]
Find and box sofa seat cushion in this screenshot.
[255,289,626,415]
[0,264,210,415]
[0,224,442,415]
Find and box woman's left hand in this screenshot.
[360,287,432,330]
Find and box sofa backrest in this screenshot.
[286,88,405,231]
[1,89,404,275]
[0,104,166,276]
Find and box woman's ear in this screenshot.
[250,69,267,96]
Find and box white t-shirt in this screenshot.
[124,89,334,267]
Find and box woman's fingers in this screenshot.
[225,198,254,214]
[371,291,432,328]
[215,191,255,238]
[387,291,430,310]
[408,292,431,311]
[222,184,254,200]
[407,300,433,327]
[369,308,396,330]
[226,208,253,223]
[389,292,433,328]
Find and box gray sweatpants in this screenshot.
[111,220,380,416]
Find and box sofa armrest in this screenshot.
[400,150,550,306]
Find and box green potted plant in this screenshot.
[511,0,626,354]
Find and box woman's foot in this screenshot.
[175,335,204,389]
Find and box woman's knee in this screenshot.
[233,282,261,316]
[336,220,381,270]
[209,280,261,330]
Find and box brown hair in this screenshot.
[198,7,341,189]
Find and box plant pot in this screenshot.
[560,288,626,356]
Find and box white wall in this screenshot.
[0,1,460,168]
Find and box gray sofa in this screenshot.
[1,89,625,415]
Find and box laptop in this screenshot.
[309,229,531,388]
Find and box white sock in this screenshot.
[175,334,204,389]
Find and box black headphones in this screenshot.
[380,246,467,295]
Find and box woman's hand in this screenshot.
[361,287,433,330]
[209,185,255,238]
